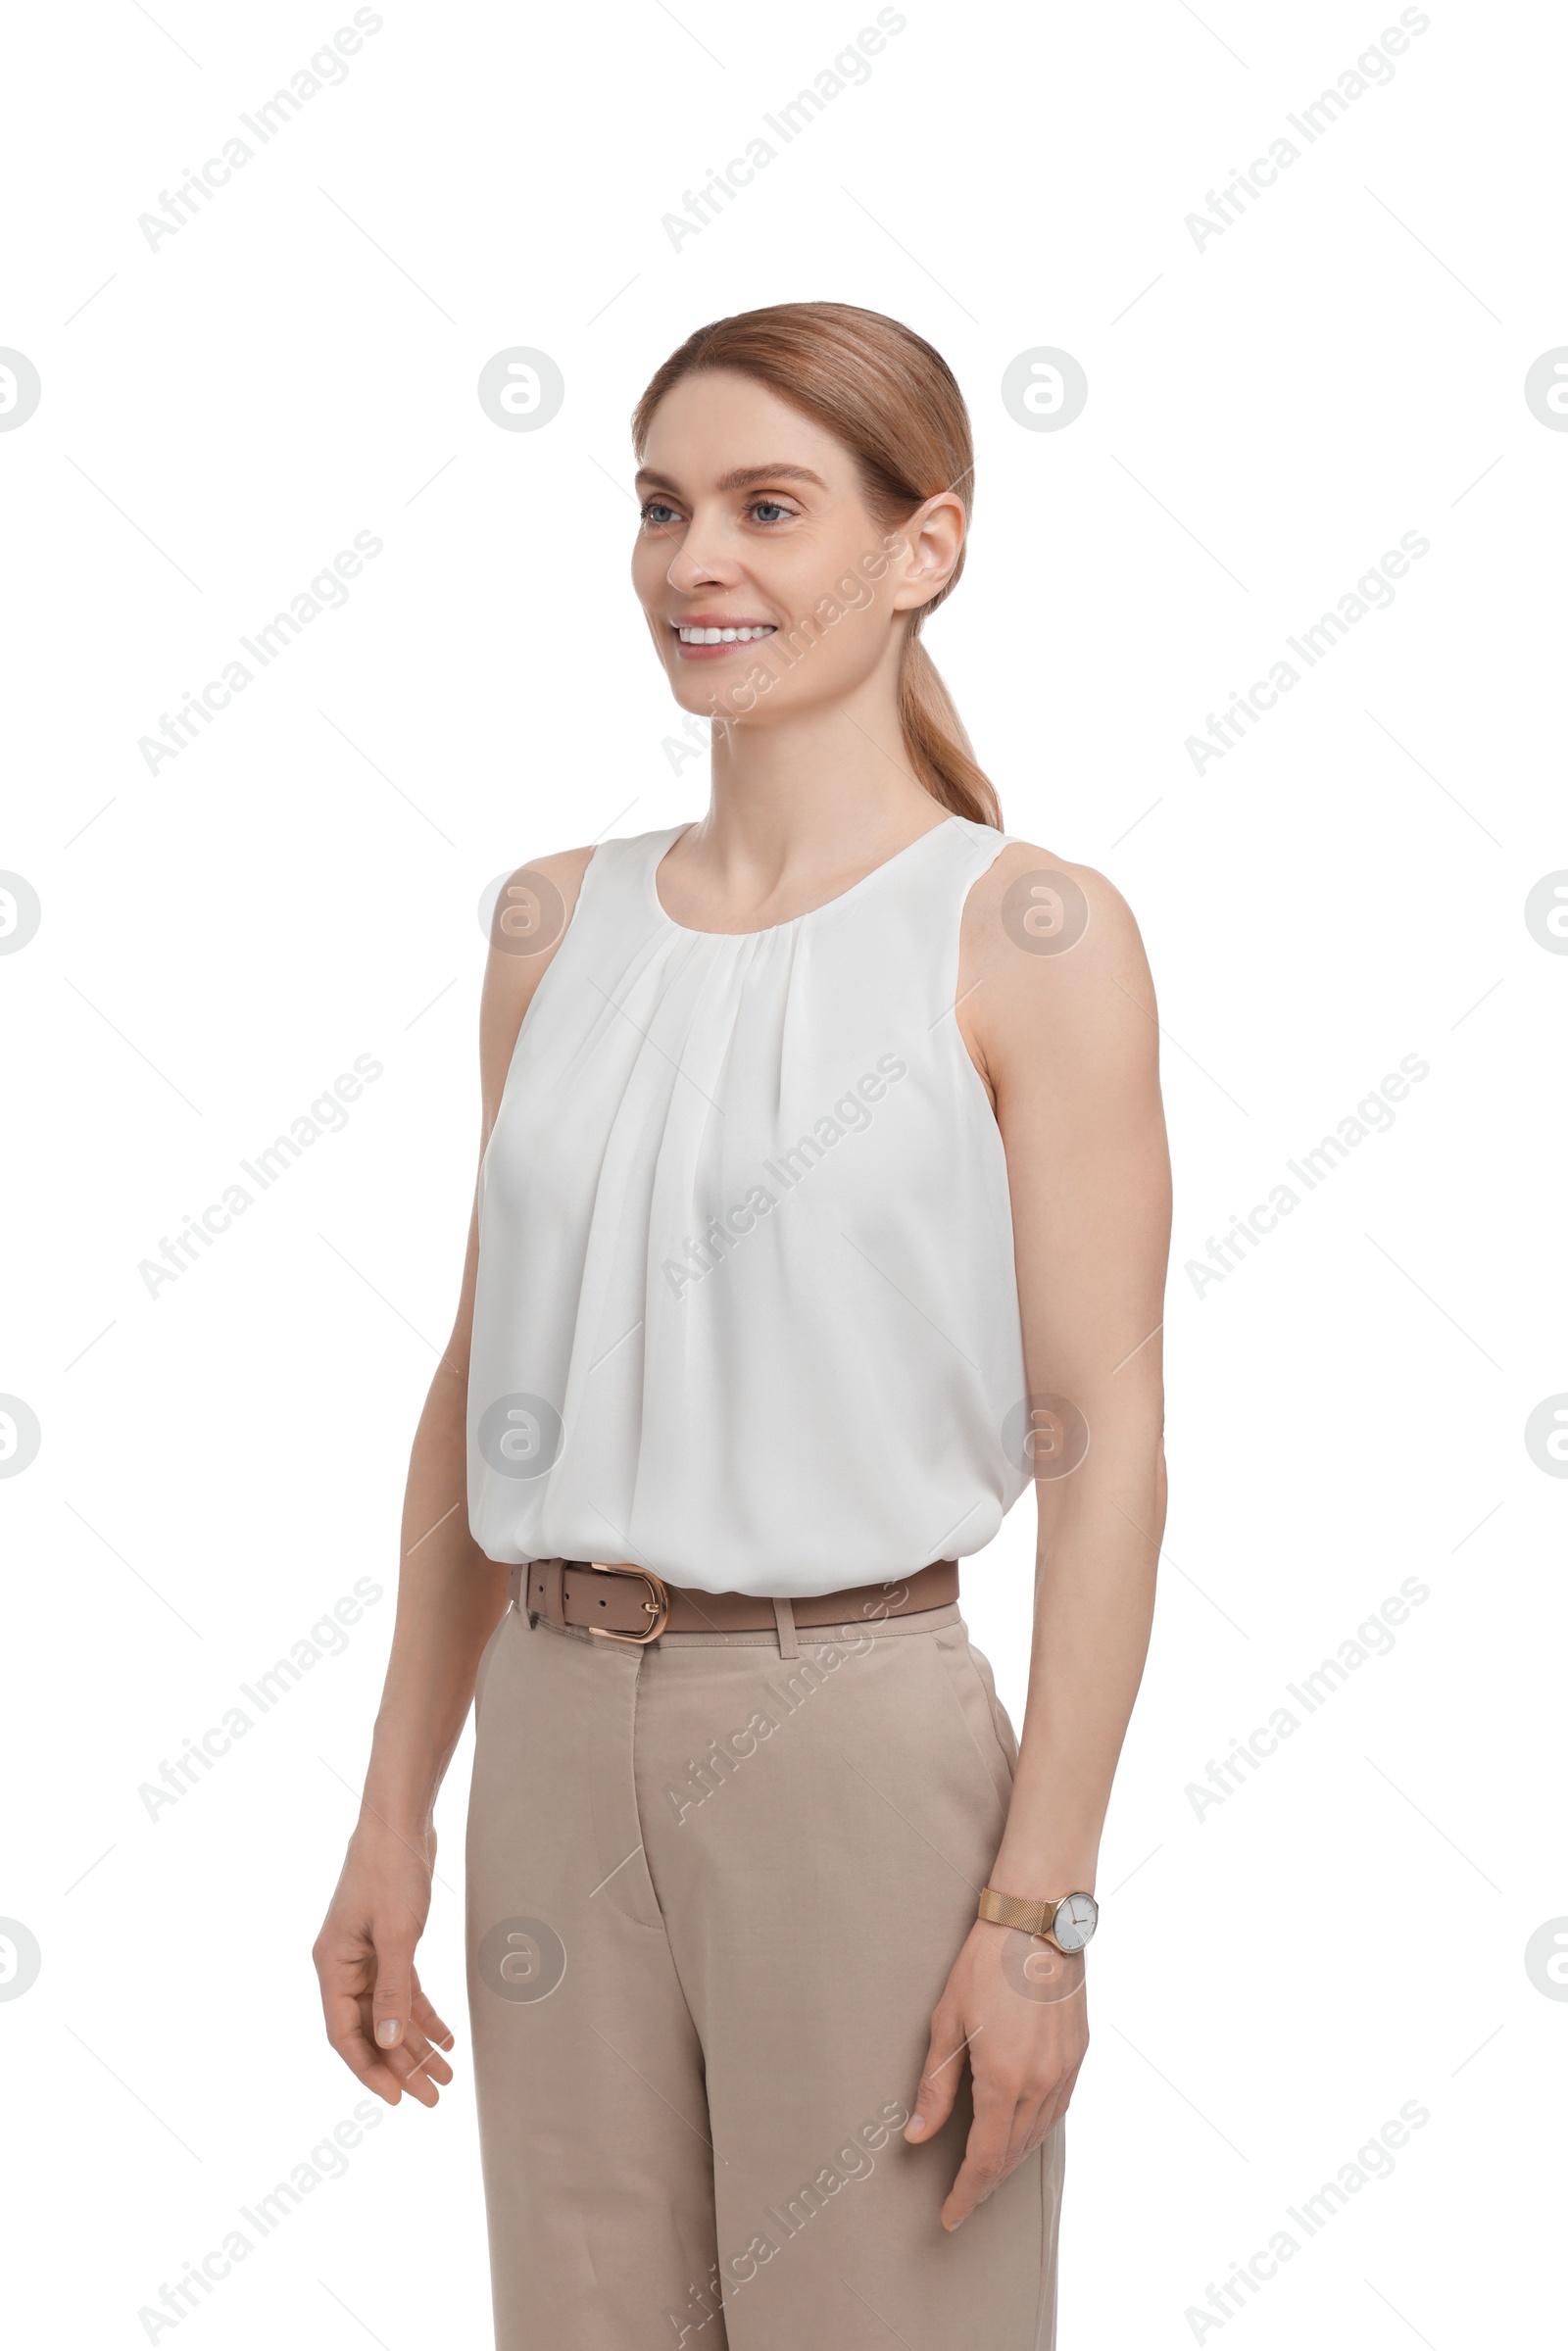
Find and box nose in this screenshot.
[664,509,738,595]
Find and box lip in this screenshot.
[669,615,778,661]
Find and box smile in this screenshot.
[674,623,776,644]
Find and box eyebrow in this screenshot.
[634,463,829,495]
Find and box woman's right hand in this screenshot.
[313,1813,456,2108]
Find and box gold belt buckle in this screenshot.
[583,1561,670,1645]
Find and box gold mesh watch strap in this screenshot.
[977,1886,1057,1937]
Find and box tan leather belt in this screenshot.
[511,1556,959,1645]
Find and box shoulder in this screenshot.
[489,843,598,952]
[958,838,1159,1097]
[478,843,599,1121]
[963,838,1152,988]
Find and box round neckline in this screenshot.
[646,814,960,940]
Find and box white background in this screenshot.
[2,0,1563,2343]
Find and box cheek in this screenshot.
[631,550,684,656]
[784,561,888,672]
[630,538,664,607]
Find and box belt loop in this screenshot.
[518,1558,564,1628]
[772,1597,799,1660]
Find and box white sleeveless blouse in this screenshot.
[466,815,1031,1597]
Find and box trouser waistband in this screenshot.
[508,1557,959,1656]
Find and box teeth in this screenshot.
[677,624,775,644]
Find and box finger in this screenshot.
[1018,2031,1087,2149]
[999,2093,1054,2179]
[409,1971,456,2054]
[381,2033,443,2109]
[396,2022,455,2091]
[950,2079,1075,2227]
[319,1988,409,2104]
[410,1997,456,2055]
[940,2084,1016,2229]
[1032,2047,1087,2142]
[370,1937,418,2053]
[904,2012,973,2143]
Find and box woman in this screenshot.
[315,302,1170,2349]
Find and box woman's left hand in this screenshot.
[903,1919,1088,2229]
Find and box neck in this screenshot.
[694,669,942,891]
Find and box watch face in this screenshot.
[1053,1892,1099,1952]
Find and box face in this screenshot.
[631,368,962,726]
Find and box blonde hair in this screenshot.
[632,302,1001,830]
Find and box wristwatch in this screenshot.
[978,1886,1099,1953]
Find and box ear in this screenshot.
[887,492,966,614]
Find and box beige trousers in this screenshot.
[465,1588,1063,2350]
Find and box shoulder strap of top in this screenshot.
[564,824,682,936]
[910,812,1019,903]
[828,813,1019,1018]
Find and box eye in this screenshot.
[639,499,680,527]
[747,499,794,524]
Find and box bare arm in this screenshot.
[313,848,593,2106]
[904,845,1171,2217]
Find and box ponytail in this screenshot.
[899,635,1001,830]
